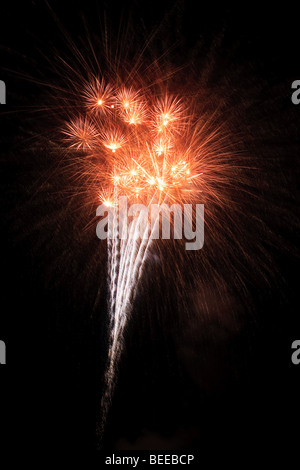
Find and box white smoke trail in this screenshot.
[99,199,162,439]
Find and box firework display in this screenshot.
[1,0,299,457]
[63,78,227,436]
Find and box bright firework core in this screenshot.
[64,78,202,207]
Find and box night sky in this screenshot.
[1,0,299,461]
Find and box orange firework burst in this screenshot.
[62,78,217,208]
[64,117,99,150]
[84,78,115,114]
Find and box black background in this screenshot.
[0,0,299,462]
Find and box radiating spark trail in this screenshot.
[100,200,162,435]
